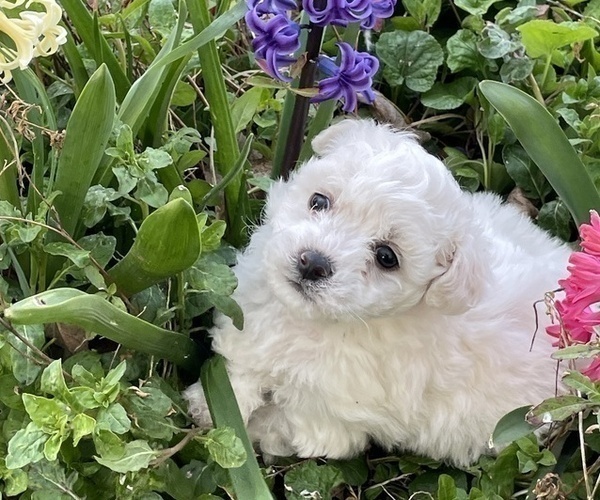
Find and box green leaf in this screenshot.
[402,0,441,28]
[204,427,247,468]
[327,457,368,486]
[376,30,444,92]
[6,422,47,469]
[454,0,502,16]
[202,220,227,252]
[23,394,69,429]
[47,65,116,241]
[517,20,598,59]
[231,87,268,134]
[537,200,572,241]
[201,356,273,499]
[478,24,519,59]
[437,474,462,500]
[502,144,552,201]
[40,359,69,399]
[552,344,600,360]
[124,386,175,440]
[71,413,96,446]
[4,288,201,371]
[284,460,344,500]
[44,242,91,268]
[527,395,595,425]
[96,403,131,434]
[107,197,201,295]
[8,324,45,385]
[479,80,600,225]
[421,77,477,110]
[562,371,600,398]
[446,30,489,73]
[491,406,538,448]
[95,439,157,473]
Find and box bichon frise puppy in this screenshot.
[185,119,572,466]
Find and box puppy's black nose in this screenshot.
[297,250,332,281]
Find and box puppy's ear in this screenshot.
[424,233,488,315]
[311,119,363,156]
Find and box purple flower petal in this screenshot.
[313,42,379,112]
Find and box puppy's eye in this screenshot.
[375,245,399,269]
[309,193,330,212]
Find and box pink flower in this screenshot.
[580,211,600,257]
[547,210,600,380]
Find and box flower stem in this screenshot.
[278,7,326,179]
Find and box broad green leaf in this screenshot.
[23,394,69,429]
[8,324,45,385]
[552,344,600,360]
[478,24,519,59]
[491,406,538,448]
[437,474,464,500]
[446,30,489,73]
[327,457,368,486]
[201,356,273,499]
[72,413,96,445]
[517,20,598,59]
[107,198,201,295]
[562,371,600,399]
[95,439,157,473]
[6,422,47,469]
[284,460,344,500]
[27,459,79,497]
[537,200,572,241]
[96,403,131,434]
[40,359,69,399]
[231,87,268,134]
[93,429,126,459]
[402,0,441,27]
[4,288,201,371]
[48,65,116,241]
[527,395,595,425]
[124,386,175,440]
[43,431,65,461]
[421,77,477,110]
[0,463,28,496]
[376,31,444,92]
[44,242,91,268]
[202,220,227,252]
[502,144,552,201]
[205,427,247,468]
[479,81,600,225]
[454,0,502,16]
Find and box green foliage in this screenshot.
[2,0,600,497]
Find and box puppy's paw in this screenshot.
[183,382,213,428]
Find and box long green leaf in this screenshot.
[0,119,20,208]
[479,80,600,225]
[4,289,200,371]
[201,356,274,500]
[60,0,130,101]
[107,198,201,296]
[186,0,246,246]
[48,64,116,240]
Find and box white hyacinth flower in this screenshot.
[0,0,67,83]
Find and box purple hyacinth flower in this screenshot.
[361,0,395,28]
[246,0,298,15]
[246,8,301,81]
[313,42,379,112]
[302,0,372,26]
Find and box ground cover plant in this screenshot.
[3,0,600,497]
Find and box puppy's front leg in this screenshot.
[184,364,265,427]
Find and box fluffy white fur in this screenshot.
[184,119,572,466]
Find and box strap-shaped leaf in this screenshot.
[107,198,201,296]
[48,65,116,240]
[4,289,200,371]
[201,356,274,500]
[479,80,600,225]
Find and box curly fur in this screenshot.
[184,119,572,466]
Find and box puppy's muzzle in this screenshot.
[297,250,333,281]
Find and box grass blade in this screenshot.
[479,80,600,225]
[60,0,130,101]
[4,288,200,371]
[201,356,274,500]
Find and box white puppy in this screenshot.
[185,119,571,466]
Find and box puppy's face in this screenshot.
[259,120,482,320]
